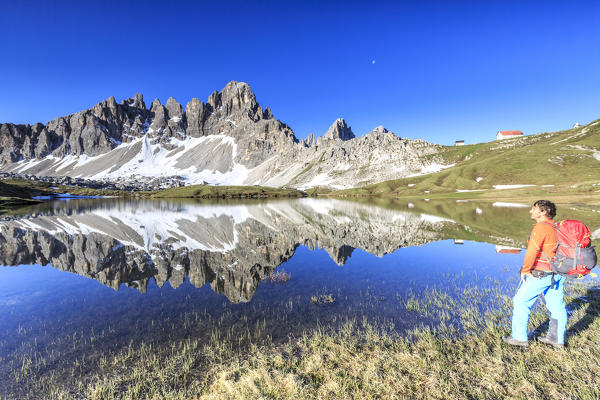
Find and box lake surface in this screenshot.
[1,197,599,396]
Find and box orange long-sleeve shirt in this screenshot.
[521,220,557,274]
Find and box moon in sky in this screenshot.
[372,60,376,64]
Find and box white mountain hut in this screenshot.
[496,130,523,140]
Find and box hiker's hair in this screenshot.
[533,200,556,219]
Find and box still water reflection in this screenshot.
[0,198,537,300]
[0,198,598,395]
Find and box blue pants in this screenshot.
[511,274,567,344]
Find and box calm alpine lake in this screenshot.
[1,197,599,395]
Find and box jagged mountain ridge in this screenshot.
[0,82,449,189]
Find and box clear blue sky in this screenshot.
[1,0,599,145]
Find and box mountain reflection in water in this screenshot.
[0,197,553,302]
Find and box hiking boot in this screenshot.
[502,336,529,347]
[538,336,565,349]
[538,318,564,348]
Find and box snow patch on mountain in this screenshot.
[7,134,251,186]
[90,135,249,185]
[492,202,529,208]
[409,163,455,177]
[296,173,348,190]
[493,184,535,190]
[420,214,455,224]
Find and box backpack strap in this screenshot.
[539,221,559,264]
[537,221,560,288]
[541,249,553,265]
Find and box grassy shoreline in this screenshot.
[5,276,599,399]
[149,185,304,199]
[329,183,600,204]
[199,280,600,400]
[3,176,600,205]
[0,180,306,214]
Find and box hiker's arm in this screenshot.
[521,225,543,274]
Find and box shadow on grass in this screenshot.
[532,285,600,342]
[565,286,600,338]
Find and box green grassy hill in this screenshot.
[151,185,304,199]
[0,180,52,198]
[333,119,600,198]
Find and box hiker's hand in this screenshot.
[520,272,531,282]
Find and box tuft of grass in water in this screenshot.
[261,270,292,284]
[311,294,335,305]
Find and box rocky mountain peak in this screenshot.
[323,118,355,141]
[361,126,399,143]
[301,133,316,147]
[92,96,117,114]
[165,97,183,117]
[207,90,220,110]
[186,97,203,110]
[185,98,206,137]
[370,126,389,135]
[107,96,117,109]
[91,96,123,122]
[221,81,252,97]
[150,98,162,110]
[359,126,404,146]
[219,81,261,118]
[122,93,146,110]
[148,99,167,136]
[145,97,186,141]
[263,106,273,120]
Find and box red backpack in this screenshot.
[544,220,597,277]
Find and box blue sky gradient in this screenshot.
[1,0,599,144]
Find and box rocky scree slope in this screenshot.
[0,82,448,189]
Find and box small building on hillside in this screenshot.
[455,140,465,146]
[573,122,582,128]
[496,130,523,140]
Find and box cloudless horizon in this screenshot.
[2,0,600,145]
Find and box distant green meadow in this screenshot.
[332,119,600,199]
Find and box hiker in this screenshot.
[503,200,566,348]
